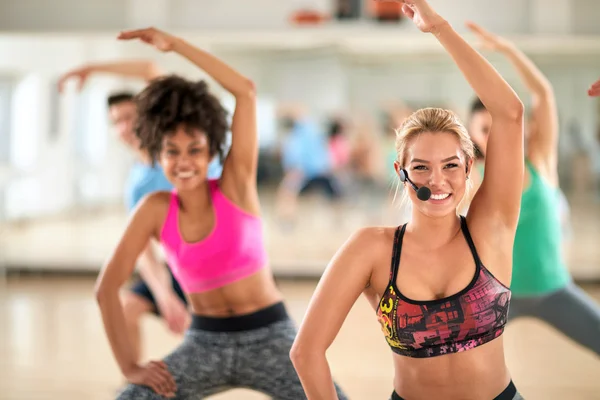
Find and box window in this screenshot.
[48,78,60,142]
[0,78,14,164]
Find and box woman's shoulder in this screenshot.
[143,190,173,205]
[348,225,398,250]
[134,190,173,219]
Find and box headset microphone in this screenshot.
[399,169,431,201]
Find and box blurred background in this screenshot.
[1,0,599,399]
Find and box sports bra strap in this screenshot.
[389,217,481,284]
[390,223,407,283]
[459,215,483,267]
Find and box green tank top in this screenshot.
[477,160,571,296]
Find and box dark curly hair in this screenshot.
[107,92,135,107]
[135,74,229,164]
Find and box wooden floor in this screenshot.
[1,276,599,400]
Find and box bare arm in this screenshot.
[58,60,164,91]
[431,25,522,122]
[401,0,524,229]
[95,193,177,396]
[170,39,257,194]
[80,60,163,80]
[94,195,160,375]
[467,22,558,180]
[504,48,557,175]
[439,21,524,228]
[290,228,375,399]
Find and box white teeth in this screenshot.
[431,193,450,200]
[177,171,195,178]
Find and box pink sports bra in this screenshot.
[160,179,268,293]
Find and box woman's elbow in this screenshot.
[290,339,315,370]
[146,62,164,81]
[94,275,119,304]
[507,99,525,123]
[234,79,256,99]
[94,283,110,304]
[289,340,303,366]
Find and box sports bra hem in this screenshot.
[388,326,506,358]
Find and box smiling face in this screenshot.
[395,131,472,218]
[393,108,475,219]
[159,124,214,192]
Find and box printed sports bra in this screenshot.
[160,179,268,293]
[377,216,511,358]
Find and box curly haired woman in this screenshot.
[94,27,348,400]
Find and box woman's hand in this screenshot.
[118,27,178,52]
[400,0,447,34]
[57,67,91,92]
[124,360,177,398]
[587,78,600,97]
[465,21,512,52]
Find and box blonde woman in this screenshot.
[290,0,525,399]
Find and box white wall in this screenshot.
[0,0,127,31]
[0,0,599,35]
[1,34,600,220]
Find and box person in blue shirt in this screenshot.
[276,114,343,224]
[59,60,223,366]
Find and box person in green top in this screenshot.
[466,22,600,356]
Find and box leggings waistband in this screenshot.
[391,380,517,400]
[190,301,289,332]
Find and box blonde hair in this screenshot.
[392,108,475,214]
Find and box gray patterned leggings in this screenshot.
[116,302,348,399]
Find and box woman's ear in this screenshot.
[465,158,474,179]
[393,160,402,178]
